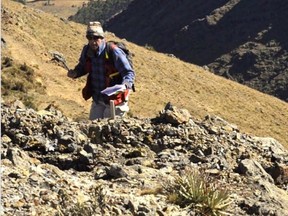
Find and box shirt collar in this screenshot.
[97,39,106,55]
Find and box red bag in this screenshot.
[82,74,92,101]
[108,89,130,106]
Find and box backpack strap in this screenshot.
[105,41,136,92]
[105,41,117,61]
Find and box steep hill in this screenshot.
[105,0,288,102]
[1,0,288,148]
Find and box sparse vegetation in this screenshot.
[164,169,232,216]
[144,44,155,51]
[12,0,26,5]
[69,0,134,25]
[56,185,106,216]
[1,56,45,110]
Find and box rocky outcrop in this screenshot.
[1,101,288,215]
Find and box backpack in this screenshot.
[105,41,135,92]
[106,41,134,69]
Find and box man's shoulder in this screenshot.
[81,44,89,54]
[106,41,118,52]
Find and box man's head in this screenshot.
[86,21,104,51]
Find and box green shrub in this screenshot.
[164,169,232,216]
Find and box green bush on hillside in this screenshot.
[163,169,232,216]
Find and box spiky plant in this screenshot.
[203,187,232,216]
[164,169,232,216]
[176,170,207,206]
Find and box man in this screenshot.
[67,21,135,120]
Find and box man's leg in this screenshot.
[89,101,106,120]
[103,101,129,118]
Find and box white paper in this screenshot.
[101,84,126,96]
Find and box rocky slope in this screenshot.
[105,0,288,102]
[1,100,288,215]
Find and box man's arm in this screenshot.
[67,45,89,79]
[111,47,135,89]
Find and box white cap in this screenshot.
[86,21,104,38]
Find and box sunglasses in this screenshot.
[86,35,103,40]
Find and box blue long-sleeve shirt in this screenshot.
[74,40,135,102]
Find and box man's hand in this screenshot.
[122,80,132,89]
[67,70,77,79]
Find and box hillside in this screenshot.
[21,0,89,18]
[68,0,133,25]
[105,0,288,102]
[1,0,288,148]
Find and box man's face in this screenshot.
[87,35,103,51]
